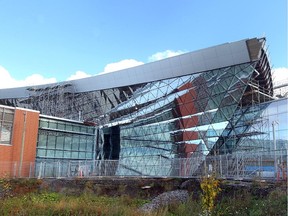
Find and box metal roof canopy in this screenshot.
[0,38,265,99]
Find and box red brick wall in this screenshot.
[0,108,39,177]
[174,82,199,158]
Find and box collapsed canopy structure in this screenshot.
[1,38,281,176]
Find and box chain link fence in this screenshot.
[1,149,287,181]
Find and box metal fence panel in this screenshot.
[0,150,287,180]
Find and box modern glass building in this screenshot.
[0,37,287,176]
[37,115,96,161]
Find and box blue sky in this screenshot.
[0,0,287,88]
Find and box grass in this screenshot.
[0,192,148,215]
[212,188,287,216]
[0,178,287,215]
[0,189,286,216]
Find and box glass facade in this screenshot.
[215,98,288,153]
[257,99,288,150]
[0,38,286,176]
[37,116,95,161]
[0,106,14,145]
[96,63,256,160]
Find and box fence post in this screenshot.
[226,154,229,177]
[243,153,245,179]
[104,161,107,176]
[204,157,207,177]
[260,154,262,179]
[272,121,278,179]
[38,162,43,179]
[236,153,239,180]
[67,162,71,177]
[85,160,87,177]
[214,154,217,176]
[258,155,261,178]
[286,148,288,181]
[13,162,17,178]
[184,158,187,177]
[220,155,223,178]
[29,162,33,178]
[57,161,61,179]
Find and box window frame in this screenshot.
[0,106,15,145]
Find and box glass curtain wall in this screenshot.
[37,116,95,161]
[8,61,280,176]
[92,62,258,175]
[30,62,261,176]
[239,98,288,151]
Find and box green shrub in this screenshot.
[0,180,286,216]
[0,192,147,215]
[213,188,287,216]
[0,177,12,198]
[200,175,221,214]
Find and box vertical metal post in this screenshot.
[92,127,98,174]
[29,162,33,178]
[220,155,223,178]
[183,158,187,177]
[204,157,207,177]
[258,155,261,178]
[78,161,80,177]
[236,153,239,180]
[19,112,27,177]
[85,160,87,177]
[260,154,263,178]
[286,148,288,184]
[242,153,245,178]
[272,121,278,179]
[13,162,17,178]
[104,161,107,176]
[57,161,61,178]
[38,162,43,179]
[67,161,71,177]
[226,154,229,177]
[214,152,217,176]
[280,148,283,175]
[43,162,46,178]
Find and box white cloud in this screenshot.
[272,67,288,85]
[67,71,91,81]
[148,50,186,62]
[101,59,144,74]
[0,65,57,89]
[2,63,287,91]
[0,66,17,88]
[24,74,57,86]
[0,50,186,89]
[99,51,186,75]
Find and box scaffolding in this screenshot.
[26,83,76,118]
[234,78,272,152]
[25,84,105,121]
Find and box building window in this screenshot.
[0,106,14,145]
[37,117,95,160]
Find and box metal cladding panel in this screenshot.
[0,38,251,98]
[0,86,31,99]
[73,39,251,92]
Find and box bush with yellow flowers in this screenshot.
[200,175,221,214]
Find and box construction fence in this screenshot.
[0,149,287,181]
